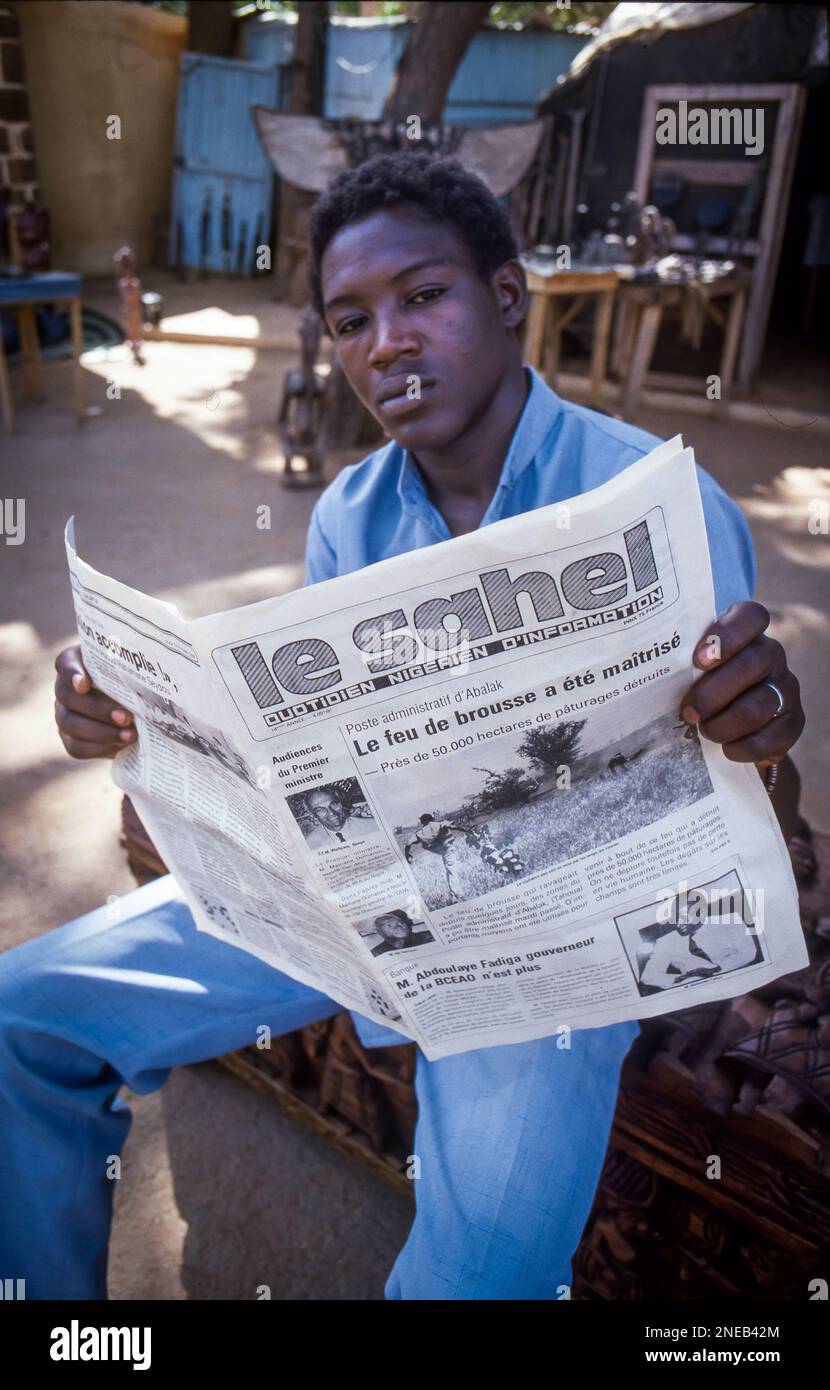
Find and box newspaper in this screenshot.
[64,436,808,1060]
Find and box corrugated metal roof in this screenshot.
[560,2,755,85]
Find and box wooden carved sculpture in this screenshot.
[9,199,51,272]
[113,246,146,366]
[251,109,545,199]
[724,997,830,1118]
[276,303,327,487]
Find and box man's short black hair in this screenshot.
[375,910,414,928]
[308,151,519,318]
[419,813,434,824]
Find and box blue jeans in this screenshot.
[0,876,639,1300]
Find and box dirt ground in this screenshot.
[1,273,827,1298]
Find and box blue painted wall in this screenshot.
[169,54,279,273]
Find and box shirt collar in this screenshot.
[395,366,563,534]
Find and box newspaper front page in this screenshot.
[65,437,807,1060]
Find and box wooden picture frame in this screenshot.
[632,83,806,387]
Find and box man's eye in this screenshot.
[336,316,365,337]
[408,286,447,305]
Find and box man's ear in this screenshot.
[492,260,528,329]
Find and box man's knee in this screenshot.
[0,931,121,1077]
[0,939,44,1041]
[0,945,69,1101]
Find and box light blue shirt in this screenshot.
[304,366,756,1048]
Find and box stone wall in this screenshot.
[0,2,38,209]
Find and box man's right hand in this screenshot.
[54,644,137,760]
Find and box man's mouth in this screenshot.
[374,376,435,417]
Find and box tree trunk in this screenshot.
[277,1,329,303]
[289,0,328,116]
[382,1,491,125]
[187,1,235,58]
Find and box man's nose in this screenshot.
[366,312,419,369]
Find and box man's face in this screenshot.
[307,789,348,830]
[375,913,412,945]
[320,205,524,456]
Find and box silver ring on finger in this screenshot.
[766,680,785,718]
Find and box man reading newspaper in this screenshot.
[2,155,805,1300]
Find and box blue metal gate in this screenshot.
[169,54,280,275]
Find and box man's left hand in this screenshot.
[681,602,804,764]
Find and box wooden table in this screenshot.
[0,271,84,432]
[612,267,752,419]
[522,266,619,409]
